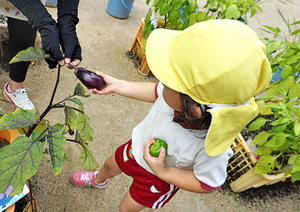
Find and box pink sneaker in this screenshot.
[70,171,109,188]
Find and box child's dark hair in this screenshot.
[173,94,212,130]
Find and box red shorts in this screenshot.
[115,140,179,209]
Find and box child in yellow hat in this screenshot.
[70,19,272,211]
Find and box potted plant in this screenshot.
[248,14,300,181]
[227,14,300,192]
[203,0,262,24]
[260,10,300,84]
[143,0,262,40]
[129,0,262,76]
[0,47,99,200]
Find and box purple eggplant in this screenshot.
[75,68,105,90]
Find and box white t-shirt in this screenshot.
[132,82,233,188]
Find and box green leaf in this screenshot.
[77,110,94,142]
[291,20,300,25]
[288,154,298,164]
[265,41,282,54]
[153,0,162,7]
[263,103,281,109]
[68,97,83,106]
[288,83,300,99]
[291,29,300,36]
[169,19,181,30]
[291,155,300,182]
[252,131,270,145]
[64,106,77,130]
[264,25,279,33]
[0,136,43,195]
[31,130,47,142]
[255,155,276,174]
[253,146,273,155]
[294,122,300,136]
[278,76,295,90]
[187,0,197,13]
[250,7,256,17]
[160,2,171,16]
[254,4,262,12]
[171,0,183,10]
[286,54,300,65]
[264,132,287,148]
[258,93,278,100]
[271,123,288,133]
[9,47,49,64]
[182,14,190,30]
[47,124,66,175]
[281,65,292,79]
[0,108,38,130]
[225,5,241,19]
[168,9,181,22]
[291,171,300,183]
[74,83,90,97]
[80,143,99,171]
[188,13,197,26]
[144,9,153,35]
[196,11,208,22]
[248,117,268,131]
[209,1,218,11]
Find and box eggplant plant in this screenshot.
[247,14,300,182]
[143,0,262,40]
[0,47,99,197]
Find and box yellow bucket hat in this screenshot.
[146,19,272,156]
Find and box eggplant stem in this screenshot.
[68,63,77,69]
[68,63,78,77]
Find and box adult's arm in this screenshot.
[9,0,63,68]
[57,0,82,66]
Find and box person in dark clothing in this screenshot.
[1,0,81,110]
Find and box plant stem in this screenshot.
[26,65,61,137]
[0,99,17,108]
[66,138,81,145]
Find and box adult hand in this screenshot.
[39,23,64,69]
[143,137,167,176]
[57,0,81,69]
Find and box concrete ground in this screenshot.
[1,0,300,211]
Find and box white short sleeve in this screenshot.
[193,147,233,188]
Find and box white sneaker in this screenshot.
[4,82,35,110]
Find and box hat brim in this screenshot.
[146,28,185,94]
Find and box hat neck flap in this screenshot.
[204,98,258,156]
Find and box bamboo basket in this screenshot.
[227,133,286,192]
[129,18,151,76]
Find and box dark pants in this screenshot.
[7,17,36,82]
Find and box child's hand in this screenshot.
[143,137,167,177]
[89,71,117,95]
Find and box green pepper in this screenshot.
[150,138,168,157]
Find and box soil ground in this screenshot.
[1,0,300,211]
